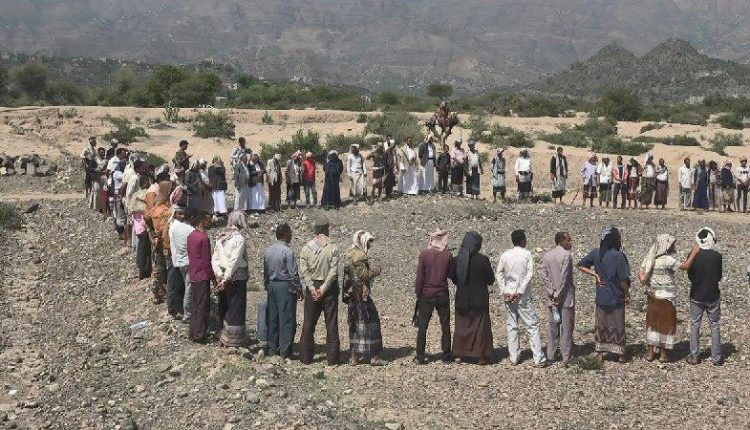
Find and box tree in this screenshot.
[144,65,188,106]
[376,91,400,106]
[12,62,49,100]
[595,89,642,121]
[0,63,8,98]
[168,72,222,107]
[236,73,259,89]
[426,82,454,100]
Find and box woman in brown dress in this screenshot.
[452,231,496,364]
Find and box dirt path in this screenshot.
[0,192,81,202]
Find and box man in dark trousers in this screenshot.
[299,219,341,365]
[414,229,456,364]
[686,227,724,366]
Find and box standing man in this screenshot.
[383,139,398,199]
[735,157,750,213]
[169,207,195,322]
[597,156,613,208]
[414,229,455,364]
[496,230,547,367]
[678,158,694,211]
[105,138,119,160]
[612,155,629,209]
[540,232,575,366]
[550,146,568,204]
[302,152,317,208]
[347,144,367,203]
[263,223,302,359]
[173,140,191,172]
[285,151,302,209]
[367,142,386,201]
[81,136,97,197]
[515,149,533,200]
[687,228,723,366]
[230,137,249,167]
[298,219,340,365]
[581,153,598,208]
[436,144,451,194]
[418,134,437,194]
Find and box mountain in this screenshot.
[530,39,750,102]
[2,0,750,91]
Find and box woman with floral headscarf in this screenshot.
[212,210,249,347]
[343,230,384,365]
[452,231,495,365]
[638,234,698,363]
[577,226,631,363]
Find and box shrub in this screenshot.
[539,130,589,148]
[716,113,744,130]
[0,203,23,231]
[574,117,618,138]
[569,356,604,371]
[466,115,490,142]
[260,130,325,163]
[60,108,78,119]
[591,136,652,156]
[426,82,454,100]
[355,113,368,123]
[102,115,149,144]
[163,101,180,123]
[192,111,236,139]
[595,89,642,121]
[709,132,744,156]
[12,62,48,100]
[364,111,424,143]
[666,111,707,126]
[325,134,368,155]
[639,123,663,133]
[632,135,700,146]
[262,111,274,125]
[495,130,534,148]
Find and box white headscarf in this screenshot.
[696,227,717,250]
[640,234,676,285]
[352,230,375,254]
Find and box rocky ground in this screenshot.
[2,177,750,429]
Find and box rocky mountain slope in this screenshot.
[530,39,750,102]
[2,0,750,91]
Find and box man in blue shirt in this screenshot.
[263,223,302,359]
[577,226,631,363]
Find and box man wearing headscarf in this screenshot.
[367,143,386,201]
[414,229,456,364]
[233,153,252,212]
[302,152,318,208]
[638,234,699,363]
[452,231,495,365]
[383,137,398,198]
[577,226,631,363]
[735,157,750,212]
[515,149,533,199]
[496,230,547,367]
[285,150,303,209]
[212,211,249,347]
[640,154,656,209]
[400,137,419,196]
[266,154,283,212]
[418,134,437,194]
[347,144,367,202]
[597,156,613,208]
[230,137,249,167]
[490,147,507,202]
[686,228,723,366]
[343,231,385,365]
[540,232,575,366]
[450,140,466,195]
[678,157,693,211]
[581,153,598,208]
[720,160,735,212]
[550,146,568,204]
[298,219,340,365]
[464,140,483,200]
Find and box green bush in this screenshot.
[639,123,663,133]
[709,132,744,156]
[355,113,368,123]
[539,130,589,148]
[364,111,424,143]
[163,101,180,123]
[261,111,274,125]
[11,62,48,100]
[260,130,325,163]
[192,111,236,139]
[569,356,604,371]
[466,115,491,142]
[632,135,700,146]
[666,111,708,126]
[102,115,149,144]
[325,134,369,155]
[495,130,534,148]
[60,107,78,119]
[591,136,652,156]
[595,89,642,121]
[0,202,23,231]
[426,82,454,100]
[575,117,618,138]
[716,113,744,130]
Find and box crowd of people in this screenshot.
[78,135,728,367]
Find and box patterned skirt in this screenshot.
[348,298,383,357]
[645,297,676,350]
[595,304,626,355]
[654,180,668,205]
[640,177,655,205]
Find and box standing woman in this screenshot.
[208,156,228,219]
[452,231,496,365]
[692,159,710,211]
[249,154,267,212]
[321,150,344,209]
[638,234,697,363]
[233,154,251,212]
[490,148,507,202]
[515,149,533,199]
[464,141,483,199]
[212,211,249,347]
[266,154,283,212]
[185,160,213,214]
[285,151,302,209]
[577,226,631,363]
[450,140,466,195]
[187,212,215,343]
[640,154,656,209]
[626,158,641,209]
[654,158,669,210]
[342,231,385,366]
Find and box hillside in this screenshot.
[2,0,750,91]
[531,39,750,102]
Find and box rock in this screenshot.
[23,400,40,408]
[245,393,260,404]
[255,379,270,389]
[384,423,404,430]
[312,370,325,380]
[24,203,40,214]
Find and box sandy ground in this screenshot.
[1,106,750,208]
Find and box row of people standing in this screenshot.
[682,157,750,213]
[414,226,724,366]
